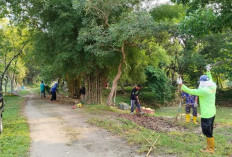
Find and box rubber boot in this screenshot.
[186,114,190,123]
[200,137,215,154]
[193,116,198,124]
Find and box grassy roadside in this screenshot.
[0,96,30,157]
[27,84,40,95]
[83,104,232,157]
[18,90,31,96]
[155,106,232,124]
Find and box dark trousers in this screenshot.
[130,100,141,112]
[201,116,215,137]
[41,90,46,98]
[51,92,56,101]
[186,104,197,116]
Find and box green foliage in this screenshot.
[2,0,231,106]
[200,32,232,80]
[139,91,158,107]
[150,4,186,23]
[108,12,154,45]
[0,19,30,88]
[173,0,232,29]
[119,47,148,85]
[216,88,232,102]
[179,9,218,37]
[18,90,31,96]
[119,38,170,86]
[145,66,174,104]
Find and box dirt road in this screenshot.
[24,94,141,157]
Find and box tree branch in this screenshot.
[87,4,109,27]
[0,40,29,86]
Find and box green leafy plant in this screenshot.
[145,66,175,105]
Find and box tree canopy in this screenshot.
[0,0,231,105]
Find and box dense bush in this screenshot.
[216,88,232,106]
[145,66,175,105]
[139,91,160,108]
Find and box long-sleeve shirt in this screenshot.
[181,92,197,105]
[130,88,140,100]
[181,72,216,118]
[51,83,58,93]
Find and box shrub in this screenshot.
[145,66,175,105]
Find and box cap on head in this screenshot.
[199,75,209,82]
[137,84,142,89]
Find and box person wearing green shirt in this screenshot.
[177,64,216,154]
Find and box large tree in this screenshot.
[74,0,156,105]
[0,19,30,93]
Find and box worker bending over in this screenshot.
[130,84,142,114]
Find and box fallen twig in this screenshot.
[137,128,154,147]
[146,135,160,157]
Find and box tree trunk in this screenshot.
[107,42,125,106]
[5,75,8,94]
[72,77,81,99]
[113,87,117,105]
[66,76,75,98]
[85,71,103,104]
[10,79,14,92]
[0,85,2,98]
[0,41,27,87]
[10,60,18,92]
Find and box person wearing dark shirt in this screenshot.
[50,82,59,101]
[130,84,142,114]
[80,87,86,102]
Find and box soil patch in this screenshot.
[118,114,187,132]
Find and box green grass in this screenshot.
[154,106,232,124]
[115,95,130,105]
[84,104,128,115]
[215,107,232,124]
[25,84,39,89]
[0,96,30,157]
[85,105,232,157]
[89,117,232,156]
[18,90,31,96]
[30,87,40,94]
[25,85,40,94]
[20,84,40,94]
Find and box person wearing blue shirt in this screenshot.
[50,82,59,101]
[182,92,198,124]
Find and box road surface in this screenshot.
[24,94,141,157]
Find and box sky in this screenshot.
[141,0,171,10]
[151,0,170,4]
